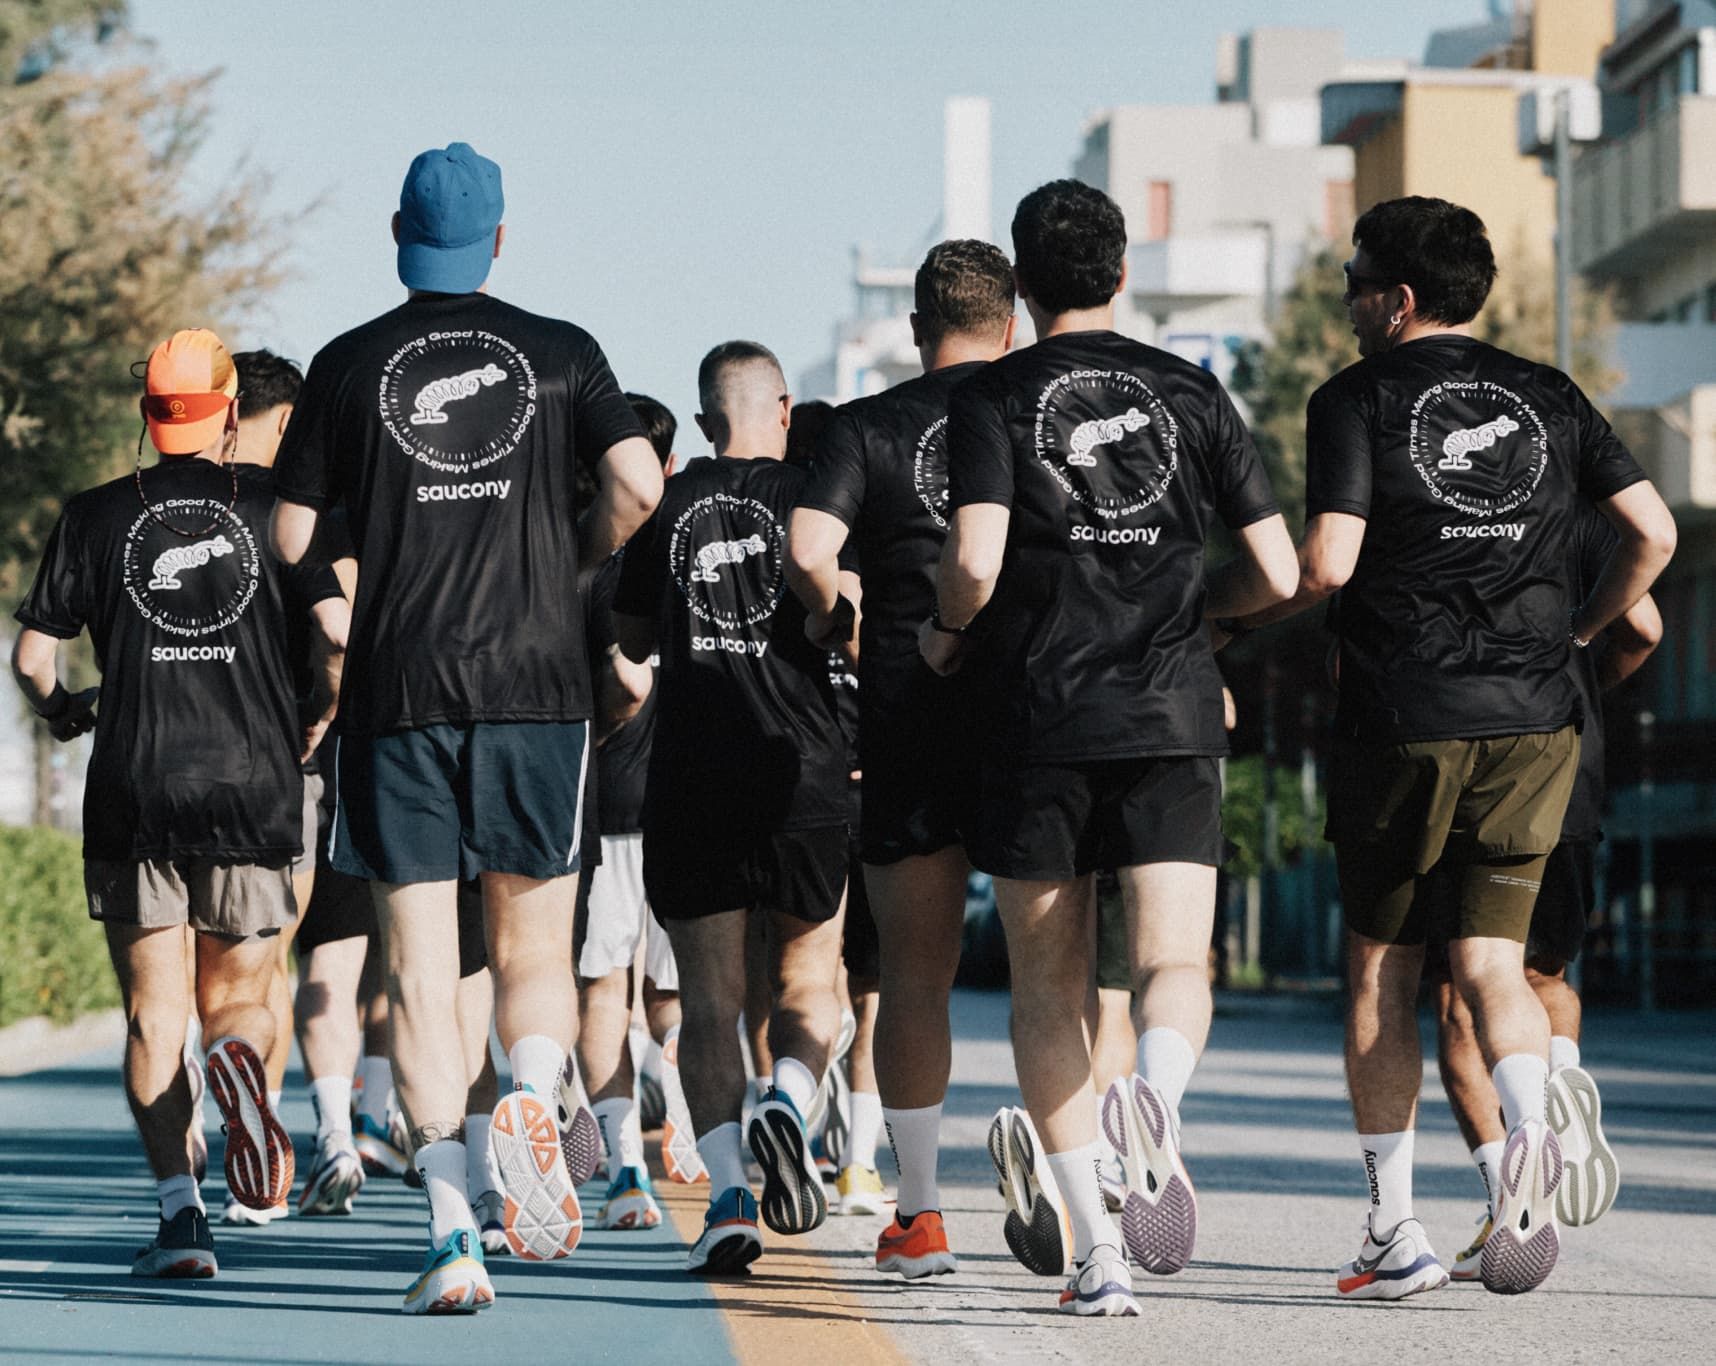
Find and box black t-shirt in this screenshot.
[1306,336,1645,743]
[585,552,654,836]
[273,292,645,735]
[15,461,341,862]
[798,361,985,753]
[947,331,1279,762]
[613,456,846,834]
[1562,505,1617,840]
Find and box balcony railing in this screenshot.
[1570,94,1716,278]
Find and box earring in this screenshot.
[1390,313,1403,326]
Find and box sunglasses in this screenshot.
[1342,263,1394,295]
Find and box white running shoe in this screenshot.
[1103,1074,1197,1274]
[987,1106,1072,1276]
[221,1195,287,1226]
[402,1228,493,1315]
[555,1054,603,1188]
[205,1037,294,1211]
[1449,1209,1491,1282]
[1548,1065,1619,1226]
[472,1188,510,1256]
[1335,1216,1448,1300]
[491,1087,583,1260]
[1482,1118,1563,1295]
[660,1032,708,1184]
[298,1133,365,1216]
[184,1047,208,1184]
[1058,1244,1140,1317]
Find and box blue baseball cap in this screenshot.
[397,142,504,294]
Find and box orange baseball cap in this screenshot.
[141,329,238,455]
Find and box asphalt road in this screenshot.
[1,990,1711,1364]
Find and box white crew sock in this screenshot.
[848,1091,883,1170]
[1046,1143,1116,1262]
[158,1173,203,1221]
[267,1089,282,1114]
[465,1113,498,1198]
[640,1035,664,1088]
[310,1076,353,1141]
[356,1055,393,1123]
[1549,1035,1581,1073]
[1136,1026,1197,1119]
[416,1138,475,1242]
[697,1121,748,1195]
[1473,1140,1505,1216]
[884,1103,943,1218]
[509,1034,566,1100]
[772,1056,818,1118]
[1491,1053,1549,1129]
[183,1014,200,1055]
[594,1096,646,1170]
[1358,1130,1415,1236]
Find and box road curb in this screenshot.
[0,1008,124,1076]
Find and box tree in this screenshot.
[0,2,286,822]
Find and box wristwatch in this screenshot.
[1569,611,1591,650]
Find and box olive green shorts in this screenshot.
[1328,726,1579,945]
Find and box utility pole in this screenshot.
[1637,710,1657,1012]
[1554,87,1574,374]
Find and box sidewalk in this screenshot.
[0,991,1710,1363]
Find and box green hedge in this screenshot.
[0,824,117,1028]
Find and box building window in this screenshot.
[1146,181,1173,241]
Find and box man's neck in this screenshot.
[1028,300,1115,339]
[922,334,1005,372]
[714,446,782,462]
[1395,319,1473,348]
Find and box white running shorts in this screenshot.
[578,832,679,990]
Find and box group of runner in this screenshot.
[10,142,1675,1318]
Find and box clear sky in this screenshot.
[128,0,1470,449]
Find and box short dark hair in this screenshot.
[1010,180,1127,315]
[697,340,783,412]
[914,239,1015,345]
[785,401,834,470]
[231,349,302,419]
[1352,196,1497,325]
[624,392,676,466]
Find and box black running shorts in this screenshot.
[295,867,373,955]
[858,696,971,866]
[966,755,1225,881]
[642,823,847,925]
[331,721,591,883]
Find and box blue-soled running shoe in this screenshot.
[402,1228,494,1315]
[600,1164,663,1230]
[686,1186,763,1276]
[353,1112,409,1177]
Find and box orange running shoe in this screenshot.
[491,1088,583,1260]
[876,1209,959,1279]
[205,1036,294,1210]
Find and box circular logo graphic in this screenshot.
[1408,381,1548,517]
[1034,370,1178,519]
[668,494,785,631]
[122,499,261,637]
[379,329,538,474]
[912,416,951,529]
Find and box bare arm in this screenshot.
[10,629,96,741]
[786,507,849,632]
[301,595,350,763]
[1224,512,1366,641]
[582,437,664,571]
[596,645,653,742]
[1597,591,1661,692]
[1203,513,1300,621]
[1575,480,1677,645]
[920,502,1008,676]
[270,500,320,567]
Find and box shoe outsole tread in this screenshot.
[1481,1122,1562,1295]
[1106,1076,1197,1275]
[748,1102,827,1236]
[205,1039,294,1211]
[1548,1067,1619,1227]
[492,1093,583,1261]
[688,1231,763,1276]
[988,1108,1069,1277]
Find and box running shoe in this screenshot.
[638,1038,667,1132]
[396,1111,422,1188]
[661,1032,708,1183]
[987,1106,1072,1277]
[473,1188,510,1256]
[132,1205,217,1279]
[299,1133,365,1216]
[1103,1074,1197,1275]
[353,1112,410,1177]
[1098,1148,1126,1214]
[1450,1210,1492,1282]
[811,1133,838,1185]
[556,1053,603,1188]
[687,1186,763,1276]
[835,1164,886,1216]
[184,1049,208,1184]
[820,1058,852,1171]
[1335,1216,1448,1300]
[1548,1064,1619,1227]
[747,1087,828,1236]
[599,1164,663,1230]
[492,1086,584,1260]
[876,1209,958,1280]
[1481,1118,1563,1295]
[402,1228,493,1315]
[1058,1244,1140,1317]
[205,1037,294,1211]
[222,1195,287,1225]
